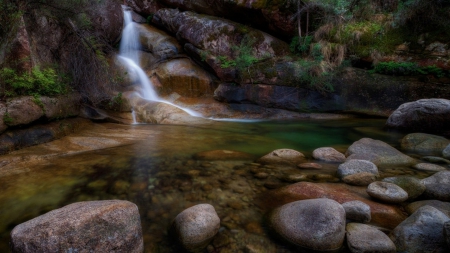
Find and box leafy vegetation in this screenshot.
[372,61,447,77]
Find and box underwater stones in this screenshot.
[390,206,450,253]
[386,99,450,135]
[312,147,346,162]
[346,138,417,166]
[10,200,143,253]
[413,163,447,172]
[401,133,450,155]
[193,150,254,161]
[367,181,408,204]
[346,223,396,253]
[269,199,346,251]
[257,149,305,166]
[171,204,220,252]
[337,160,378,186]
[342,201,371,223]
[382,176,425,200]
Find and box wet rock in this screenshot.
[406,200,450,217]
[342,200,371,223]
[401,133,450,155]
[413,163,447,172]
[193,150,254,161]
[425,41,448,56]
[342,172,378,186]
[422,171,450,201]
[10,200,144,253]
[386,99,450,135]
[422,156,450,164]
[390,206,450,253]
[443,144,450,159]
[297,162,323,169]
[136,23,182,60]
[367,181,408,204]
[6,96,44,126]
[337,160,378,185]
[257,149,305,167]
[312,147,346,162]
[171,204,220,252]
[269,182,407,229]
[346,138,417,166]
[382,176,425,200]
[346,223,396,253]
[269,199,346,251]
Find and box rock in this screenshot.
[386,99,450,135]
[406,200,450,217]
[10,200,143,253]
[297,162,323,169]
[444,144,450,159]
[269,199,346,251]
[312,147,346,162]
[6,96,44,126]
[382,176,425,200]
[401,133,450,155]
[257,149,305,166]
[342,200,371,223]
[171,204,220,251]
[425,41,448,56]
[445,221,450,248]
[4,17,32,72]
[125,0,162,16]
[268,182,407,229]
[0,103,7,134]
[346,223,396,253]
[367,181,409,204]
[136,23,182,61]
[86,0,124,44]
[414,163,447,171]
[41,93,81,120]
[390,206,450,253]
[342,172,377,186]
[421,171,450,201]
[193,150,254,161]
[338,160,378,178]
[346,138,417,166]
[422,156,450,164]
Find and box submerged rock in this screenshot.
[10,200,144,253]
[269,199,346,251]
[390,206,450,253]
[171,204,220,252]
[401,133,450,155]
[346,223,396,253]
[367,181,408,204]
[257,149,305,167]
[312,147,346,162]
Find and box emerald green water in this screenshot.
[0,119,407,252]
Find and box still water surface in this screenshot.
[0,119,406,252]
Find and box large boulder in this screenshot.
[443,144,450,159]
[346,223,396,253]
[171,204,220,251]
[313,147,346,163]
[269,199,346,251]
[6,96,44,126]
[346,138,417,166]
[401,133,450,155]
[421,171,450,201]
[10,200,144,253]
[390,206,450,253]
[386,99,450,136]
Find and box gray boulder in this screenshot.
[346,223,396,253]
[312,147,346,163]
[346,138,417,166]
[367,181,408,204]
[422,171,450,201]
[445,221,450,249]
[382,176,425,200]
[390,206,450,253]
[413,163,447,172]
[443,144,450,159]
[401,133,450,155]
[406,200,450,217]
[257,149,305,166]
[337,160,378,186]
[171,204,220,251]
[342,201,371,223]
[269,199,345,251]
[10,200,143,253]
[386,99,450,135]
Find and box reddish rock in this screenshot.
[266,182,407,229]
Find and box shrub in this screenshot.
[373,61,447,77]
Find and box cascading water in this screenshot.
[118,6,202,118]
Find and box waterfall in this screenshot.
[118,6,202,117]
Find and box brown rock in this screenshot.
[41,93,81,120]
[258,149,305,166]
[297,162,323,169]
[6,96,44,126]
[312,147,346,162]
[10,200,144,253]
[342,172,377,186]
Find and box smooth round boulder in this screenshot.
[443,144,450,159]
[346,223,396,253]
[312,147,346,162]
[269,198,346,251]
[171,204,220,251]
[342,200,371,223]
[257,149,305,166]
[367,181,408,204]
[10,200,143,253]
[401,133,450,156]
[337,160,378,179]
[390,206,450,253]
[382,176,425,200]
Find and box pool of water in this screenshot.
[0,118,413,252]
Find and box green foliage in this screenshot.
[372,61,447,77]
[232,36,259,71]
[296,59,335,94]
[290,36,314,55]
[106,92,123,111]
[218,56,236,68]
[0,67,69,98]
[32,94,45,111]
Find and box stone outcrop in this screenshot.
[10,200,144,253]
[386,99,450,136]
